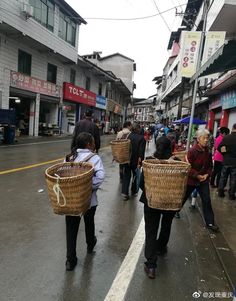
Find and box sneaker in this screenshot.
[229,195,236,201]
[66,257,77,271]
[121,193,129,200]
[87,236,97,254]
[206,224,219,232]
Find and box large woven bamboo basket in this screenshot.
[45,162,94,216]
[142,159,191,210]
[110,139,131,164]
[172,151,187,162]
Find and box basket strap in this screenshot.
[53,174,67,207]
[82,153,96,162]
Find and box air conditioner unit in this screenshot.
[22,3,34,18]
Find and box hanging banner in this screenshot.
[201,31,226,65]
[179,31,202,78]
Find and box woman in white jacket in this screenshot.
[65,132,105,271]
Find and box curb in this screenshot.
[196,202,236,291]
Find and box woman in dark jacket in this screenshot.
[140,136,176,279]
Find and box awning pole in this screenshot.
[186,0,209,150]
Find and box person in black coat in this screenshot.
[140,136,176,279]
[218,123,236,200]
[71,110,100,153]
[121,123,146,200]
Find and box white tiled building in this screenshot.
[0,0,85,136]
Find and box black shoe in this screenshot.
[189,205,196,210]
[87,236,97,254]
[229,195,236,200]
[66,257,77,271]
[175,212,180,219]
[157,246,167,256]
[210,184,217,188]
[206,224,219,232]
[144,265,156,279]
[218,190,225,197]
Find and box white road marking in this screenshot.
[104,217,145,301]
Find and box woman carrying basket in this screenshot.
[65,132,105,271]
[139,136,177,279]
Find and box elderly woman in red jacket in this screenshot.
[183,128,219,232]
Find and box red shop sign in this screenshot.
[63,82,96,106]
[10,71,61,97]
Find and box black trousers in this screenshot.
[144,203,176,268]
[122,163,138,195]
[65,206,97,261]
[210,161,222,187]
[218,165,236,197]
[183,183,215,225]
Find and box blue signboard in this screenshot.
[221,89,236,110]
[96,95,107,110]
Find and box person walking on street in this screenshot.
[139,136,176,279]
[121,123,146,200]
[116,121,132,182]
[210,127,230,188]
[182,129,219,232]
[65,132,105,271]
[218,123,236,200]
[71,110,100,153]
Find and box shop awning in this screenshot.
[190,39,236,83]
[173,116,207,125]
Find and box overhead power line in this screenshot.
[151,0,172,32]
[82,0,200,21]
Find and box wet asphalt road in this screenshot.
[0,138,232,301]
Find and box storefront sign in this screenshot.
[202,32,225,65]
[96,95,107,110]
[209,97,222,110]
[179,31,202,78]
[63,82,96,106]
[221,89,236,110]
[10,71,61,97]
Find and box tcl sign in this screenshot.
[63,82,96,106]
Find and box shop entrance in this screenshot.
[9,96,31,136]
[39,100,59,136]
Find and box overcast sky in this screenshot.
[65,0,185,98]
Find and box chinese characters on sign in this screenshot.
[201,32,226,65]
[179,31,202,78]
[63,82,96,106]
[10,71,61,97]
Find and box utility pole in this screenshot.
[177,77,185,120]
[186,0,210,150]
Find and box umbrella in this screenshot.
[173,116,207,125]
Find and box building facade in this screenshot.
[0,0,86,136]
